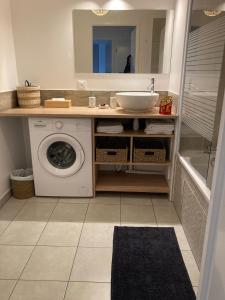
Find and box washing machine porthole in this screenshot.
[47,141,76,169]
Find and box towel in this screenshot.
[145,120,174,135]
[97,121,124,134]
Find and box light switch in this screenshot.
[77,80,88,90]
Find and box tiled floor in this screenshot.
[0,193,199,299]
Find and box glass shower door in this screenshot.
[179,10,225,189]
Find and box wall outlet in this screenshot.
[77,80,88,90]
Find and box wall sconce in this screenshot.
[203,9,222,17]
[92,9,109,16]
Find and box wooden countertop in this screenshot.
[0,106,177,119]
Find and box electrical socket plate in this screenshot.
[77,80,88,90]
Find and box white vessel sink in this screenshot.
[116,92,159,112]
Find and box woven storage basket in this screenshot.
[17,86,41,108]
[133,140,166,163]
[96,137,129,163]
[96,148,128,163]
[10,169,35,199]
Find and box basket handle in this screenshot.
[25,80,32,87]
[107,151,117,156]
[145,151,155,156]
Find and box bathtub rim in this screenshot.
[178,154,210,203]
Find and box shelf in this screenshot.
[95,130,174,138]
[95,161,171,166]
[96,171,169,193]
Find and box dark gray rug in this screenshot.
[111,227,196,300]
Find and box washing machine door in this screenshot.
[38,134,85,177]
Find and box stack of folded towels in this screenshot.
[145,120,175,135]
[97,121,124,134]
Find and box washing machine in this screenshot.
[28,118,93,197]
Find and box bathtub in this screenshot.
[182,150,209,180]
[178,152,211,202]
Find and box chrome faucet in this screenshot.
[148,78,155,94]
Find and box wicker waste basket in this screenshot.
[10,169,35,199]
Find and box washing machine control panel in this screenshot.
[55,120,63,129]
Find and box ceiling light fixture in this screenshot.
[92,9,109,16]
[203,9,222,17]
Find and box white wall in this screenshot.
[10,0,176,91]
[0,0,26,200]
[169,0,190,94]
[0,0,18,92]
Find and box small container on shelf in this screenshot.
[159,96,173,115]
[88,96,96,108]
[17,80,40,108]
[110,97,117,109]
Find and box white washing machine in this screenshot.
[29,118,93,197]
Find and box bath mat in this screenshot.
[111,227,196,300]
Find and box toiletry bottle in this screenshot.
[110,97,117,109]
[89,96,96,108]
[133,118,139,131]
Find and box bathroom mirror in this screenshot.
[73,10,174,74]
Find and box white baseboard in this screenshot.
[0,189,11,208]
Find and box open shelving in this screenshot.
[96,171,170,193]
[94,129,174,138]
[93,118,175,195]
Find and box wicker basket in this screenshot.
[96,137,129,163]
[133,140,166,163]
[96,148,128,163]
[11,180,35,199]
[10,169,35,199]
[17,85,41,108]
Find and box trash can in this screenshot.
[10,169,35,199]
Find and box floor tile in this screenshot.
[0,199,26,221]
[0,280,16,300]
[0,245,33,279]
[50,203,88,222]
[91,193,120,205]
[121,205,156,226]
[21,246,76,281]
[182,250,200,286]
[65,282,110,300]
[121,193,152,206]
[174,225,191,251]
[0,220,10,235]
[70,247,112,282]
[79,223,117,248]
[151,194,172,207]
[15,203,56,222]
[10,280,67,300]
[58,197,90,204]
[0,221,46,245]
[27,197,58,203]
[38,222,82,246]
[154,205,181,226]
[85,204,120,224]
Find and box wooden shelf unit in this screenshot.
[96,171,170,193]
[94,161,171,166]
[95,130,174,138]
[93,118,175,194]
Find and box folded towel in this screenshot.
[145,128,174,135]
[97,121,124,133]
[145,120,174,134]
